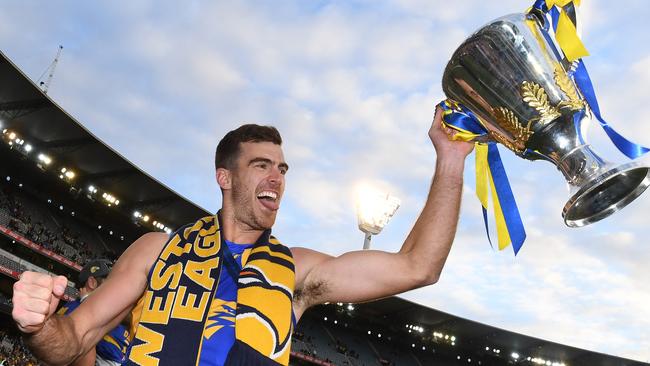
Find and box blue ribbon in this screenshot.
[535,1,650,159]
[487,144,526,255]
[438,101,527,255]
[571,60,650,159]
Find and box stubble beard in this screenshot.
[231,179,275,231]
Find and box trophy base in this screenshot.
[563,162,650,227]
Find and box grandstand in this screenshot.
[0,49,647,366]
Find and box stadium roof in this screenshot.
[0,51,210,230]
[322,296,647,366]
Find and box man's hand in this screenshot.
[429,106,474,160]
[12,271,68,333]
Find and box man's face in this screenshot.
[228,141,288,231]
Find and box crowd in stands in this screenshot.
[291,318,388,366]
[0,183,117,268]
[0,292,11,307]
[289,312,462,366]
[0,329,39,366]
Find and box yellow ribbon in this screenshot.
[475,143,512,250]
[475,143,489,212]
[545,0,589,61]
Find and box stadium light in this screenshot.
[8,132,16,140]
[24,144,32,152]
[102,192,119,206]
[60,168,75,180]
[512,352,520,360]
[355,184,400,249]
[38,153,52,165]
[143,215,150,222]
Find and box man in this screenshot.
[57,260,130,366]
[12,108,473,365]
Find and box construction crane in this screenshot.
[37,45,63,94]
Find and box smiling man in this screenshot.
[12,108,473,365]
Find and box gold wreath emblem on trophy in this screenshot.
[490,64,585,154]
[554,64,585,111]
[521,81,561,125]
[491,107,533,153]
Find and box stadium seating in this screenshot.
[0,180,118,269]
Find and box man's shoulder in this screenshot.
[289,247,329,261]
[116,232,170,276]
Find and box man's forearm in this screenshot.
[400,157,465,282]
[25,314,82,365]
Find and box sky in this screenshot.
[1,0,649,362]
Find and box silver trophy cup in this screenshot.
[442,12,650,227]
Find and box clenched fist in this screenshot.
[12,271,68,333]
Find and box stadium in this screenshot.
[0,47,647,366]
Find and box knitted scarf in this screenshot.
[125,212,295,365]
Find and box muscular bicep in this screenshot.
[69,232,167,354]
[292,247,421,312]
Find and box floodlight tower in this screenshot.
[355,188,400,249]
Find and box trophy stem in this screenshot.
[562,159,650,227]
[556,144,607,187]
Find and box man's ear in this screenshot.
[87,276,99,291]
[216,168,232,190]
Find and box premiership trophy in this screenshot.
[442,11,650,227]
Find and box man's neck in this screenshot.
[79,288,91,300]
[219,207,264,244]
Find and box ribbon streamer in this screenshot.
[534,0,650,159]
[439,101,526,255]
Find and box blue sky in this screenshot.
[2,0,649,362]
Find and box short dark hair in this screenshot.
[215,124,282,170]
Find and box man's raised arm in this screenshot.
[12,232,167,365]
[292,107,474,316]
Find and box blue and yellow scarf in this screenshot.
[125,212,295,365]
